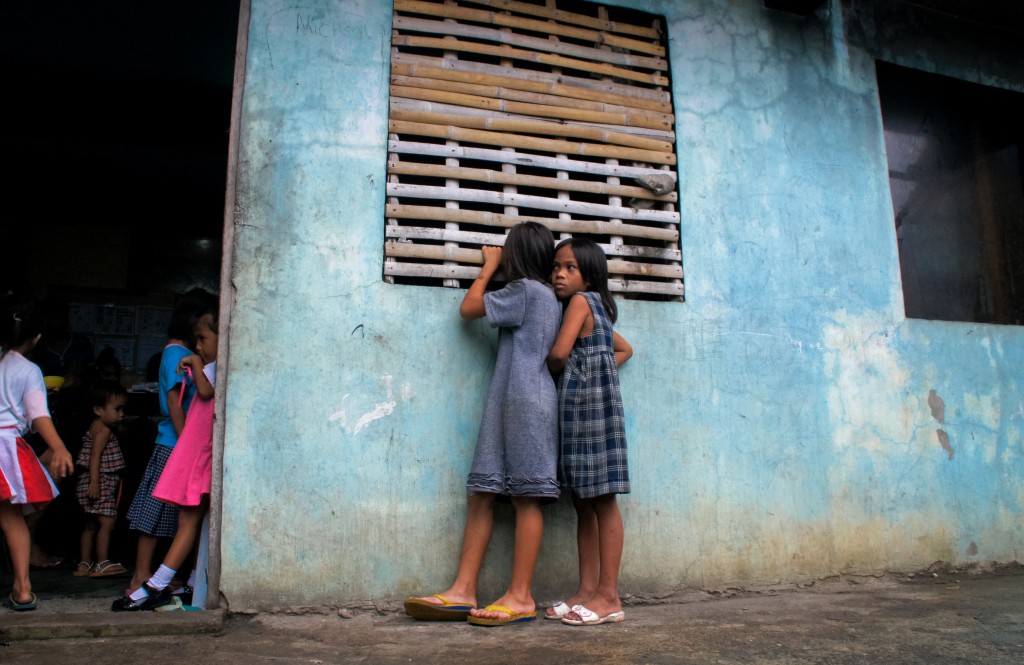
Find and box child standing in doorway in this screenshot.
[75,379,129,578]
[404,221,563,626]
[545,238,633,626]
[1,293,74,611]
[123,288,214,596]
[113,304,219,611]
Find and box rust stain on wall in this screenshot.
[929,389,953,459]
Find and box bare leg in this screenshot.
[26,509,58,567]
[79,517,98,565]
[471,496,542,620]
[414,492,495,608]
[94,516,116,564]
[545,495,599,617]
[1,501,33,604]
[162,503,207,573]
[565,494,623,620]
[129,533,158,592]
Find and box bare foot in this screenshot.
[411,590,476,607]
[470,593,535,620]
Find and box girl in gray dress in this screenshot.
[405,221,561,627]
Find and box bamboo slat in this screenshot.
[392,31,669,87]
[386,240,681,279]
[390,97,676,143]
[390,83,673,132]
[389,119,676,165]
[386,205,679,241]
[387,182,680,223]
[384,260,685,296]
[385,225,681,260]
[393,0,665,58]
[391,109,672,151]
[468,0,661,40]
[386,161,677,202]
[389,140,674,180]
[390,63,672,113]
[393,53,671,105]
[390,74,675,129]
[393,15,666,69]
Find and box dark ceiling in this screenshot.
[2,1,240,240]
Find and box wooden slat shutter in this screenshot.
[386,0,683,299]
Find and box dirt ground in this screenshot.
[2,566,1022,664]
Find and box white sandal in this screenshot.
[73,561,93,577]
[545,601,578,620]
[561,605,626,626]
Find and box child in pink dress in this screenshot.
[111,305,218,611]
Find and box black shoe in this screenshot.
[111,583,173,612]
[174,585,194,606]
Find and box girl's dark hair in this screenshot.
[167,288,217,343]
[554,237,618,323]
[89,379,128,410]
[194,300,219,331]
[501,222,555,283]
[1,292,44,358]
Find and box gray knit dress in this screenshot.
[466,278,562,499]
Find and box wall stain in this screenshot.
[929,389,953,459]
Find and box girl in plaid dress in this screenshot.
[546,238,633,626]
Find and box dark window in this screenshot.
[878,62,1024,325]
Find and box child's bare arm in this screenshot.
[547,294,591,374]
[179,354,213,400]
[88,425,111,498]
[166,387,186,435]
[613,331,633,367]
[32,416,73,480]
[460,246,502,320]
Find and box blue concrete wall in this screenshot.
[221,0,1024,609]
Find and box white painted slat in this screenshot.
[386,183,680,224]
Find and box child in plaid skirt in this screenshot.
[546,238,633,627]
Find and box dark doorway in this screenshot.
[1,0,239,581]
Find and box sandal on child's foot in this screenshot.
[91,560,128,577]
[74,561,94,577]
[111,583,173,612]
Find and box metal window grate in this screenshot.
[385,0,682,299]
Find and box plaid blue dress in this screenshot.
[558,292,629,498]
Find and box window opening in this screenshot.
[878,62,1024,325]
[386,0,682,300]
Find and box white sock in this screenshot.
[128,586,149,602]
[187,570,196,587]
[149,564,176,591]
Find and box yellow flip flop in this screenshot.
[404,594,475,621]
[467,604,537,626]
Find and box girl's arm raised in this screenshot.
[460,246,503,320]
[179,354,214,400]
[613,331,633,367]
[547,294,592,374]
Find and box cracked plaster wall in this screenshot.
[220,0,1024,609]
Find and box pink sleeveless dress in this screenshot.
[152,361,215,507]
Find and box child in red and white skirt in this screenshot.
[1,293,74,611]
[75,379,129,578]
